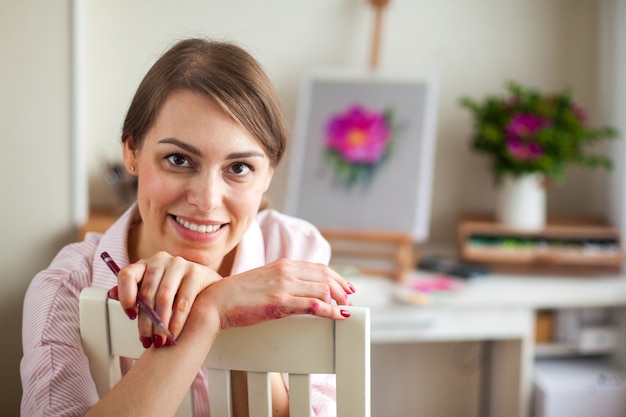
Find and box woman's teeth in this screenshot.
[175,216,221,233]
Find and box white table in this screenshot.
[349,273,626,417]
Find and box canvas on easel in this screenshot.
[285,68,438,243]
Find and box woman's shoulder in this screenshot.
[255,209,330,263]
[28,234,101,295]
[22,235,102,350]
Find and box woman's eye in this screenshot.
[167,154,191,167]
[229,162,252,175]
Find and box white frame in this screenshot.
[285,68,438,242]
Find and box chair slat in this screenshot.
[247,372,272,417]
[208,369,233,417]
[288,374,313,417]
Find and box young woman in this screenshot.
[21,38,355,417]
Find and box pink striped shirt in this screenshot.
[21,205,337,416]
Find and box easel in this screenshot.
[320,228,413,282]
[368,0,391,69]
[319,1,414,282]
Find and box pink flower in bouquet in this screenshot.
[506,137,543,161]
[506,113,549,139]
[505,113,547,161]
[325,105,392,164]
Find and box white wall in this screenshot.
[2,0,617,414]
[81,0,606,247]
[0,0,73,414]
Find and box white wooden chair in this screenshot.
[79,287,370,417]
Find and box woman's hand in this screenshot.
[111,251,223,347]
[195,258,355,330]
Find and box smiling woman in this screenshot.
[21,38,356,417]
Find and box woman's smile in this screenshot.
[174,215,224,233]
[169,214,229,244]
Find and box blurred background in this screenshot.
[2,0,624,415]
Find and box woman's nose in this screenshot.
[187,173,223,211]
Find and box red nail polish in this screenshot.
[348,282,356,294]
[165,337,175,347]
[125,308,137,320]
[140,336,152,349]
[340,309,351,318]
[154,335,163,348]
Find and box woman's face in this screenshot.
[123,89,274,269]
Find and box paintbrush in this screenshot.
[100,251,176,346]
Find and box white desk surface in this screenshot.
[349,272,626,343]
[350,272,626,310]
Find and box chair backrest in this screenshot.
[79,287,370,417]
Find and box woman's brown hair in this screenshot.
[121,38,288,167]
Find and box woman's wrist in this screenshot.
[178,287,223,341]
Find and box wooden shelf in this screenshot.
[457,213,626,273]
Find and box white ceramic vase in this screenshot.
[496,173,546,231]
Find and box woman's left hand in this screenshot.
[192,258,355,330]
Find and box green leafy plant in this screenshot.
[459,81,620,184]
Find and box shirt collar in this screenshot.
[91,204,138,289]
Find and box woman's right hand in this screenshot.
[112,251,223,346]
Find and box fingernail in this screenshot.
[165,337,175,347]
[124,308,137,320]
[154,335,163,348]
[107,285,119,300]
[348,282,356,294]
[140,336,152,349]
[340,309,351,318]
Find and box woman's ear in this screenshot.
[122,139,138,175]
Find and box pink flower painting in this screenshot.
[323,104,396,187]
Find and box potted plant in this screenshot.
[460,81,620,230]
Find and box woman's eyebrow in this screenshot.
[158,138,202,156]
[225,151,266,160]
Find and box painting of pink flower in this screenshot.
[322,104,397,187]
[325,105,392,164]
